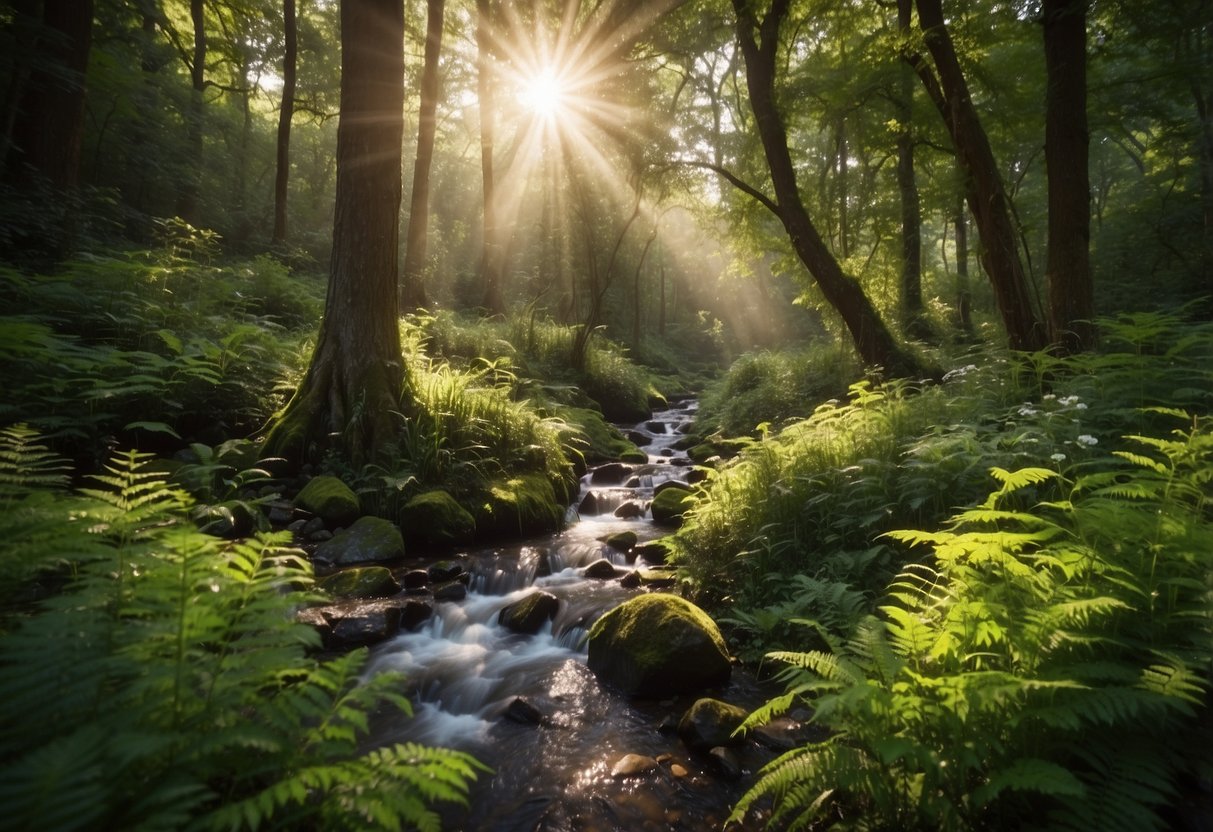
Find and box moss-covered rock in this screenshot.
[686,437,751,465]
[677,698,749,751]
[295,475,360,527]
[498,590,560,634]
[473,473,564,539]
[650,484,695,527]
[318,566,400,599]
[557,406,647,468]
[601,530,638,553]
[400,489,476,549]
[587,593,731,697]
[314,516,404,567]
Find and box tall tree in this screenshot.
[914,0,1046,351]
[4,0,94,190]
[729,0,920,376]
[264,0,406,464]
[476,0,506,315]
[400,0,444,310]
[895,0,927,338]
[176,0,206,223]
[1043,0,1093,353]
[272,0,298,246]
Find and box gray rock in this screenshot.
[302,516,326,537]
[427,560,464,583]
[402,569,429,591]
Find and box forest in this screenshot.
[0,0,1210,829]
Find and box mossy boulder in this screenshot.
[601,530,638,554]
[498,590,561,634]
[557,406,647,468]
[677,698,749,752]
[587,593,731,697]
[318,566,401,599]
[314,516,405,567]
[295,475,360,527]
[650,484,695,527]
[686,437,750,465]
[400,489,475,549]
[473,473,564,539]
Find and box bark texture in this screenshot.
[176,0,206,223]
[916,0,1045,351]
[264,0,406,465]
[401,0,444,310]
[476,0,506,315]
[732,0,920,376]
[896,0,927,338]
[271,0,297,246]
[1043,0,1094,353]
[6,0,94,189]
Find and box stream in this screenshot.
[362,400,776,831]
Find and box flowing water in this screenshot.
[363,400,774,831]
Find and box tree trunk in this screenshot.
[176,0,206,224]
[732,0,920,377]
[401,0,444,310]
[896,0,928,338]
[263,0,406,466]
[5,0,94,190]
[477,0,506,315]
[955,196,974,334]
[1043,0,1094,353]
[915,0,1045,351]
[271,0,297,246]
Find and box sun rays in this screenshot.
[474,0,682,284]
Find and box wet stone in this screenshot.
[590,462,632,485]
[613,500,645,519]
[433,582,467,602]
[619,570,641,589]
[578,491,600,515]
[709,747,743,780]
[427,560,464,583]
[645,421,667,433]
[287,518,307,534]
[302,516,325,537]
[611,753,659,778]
[583,558,619,579]
[402,569,429,591]
[503,696,546,726]
[309,529,333,542]
[670,763,689,778]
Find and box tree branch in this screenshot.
[683,160,781,218]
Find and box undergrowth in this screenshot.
[673,312,1213,829]
[0,425,484,830]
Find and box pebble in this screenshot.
[611,753,658,778]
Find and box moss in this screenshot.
[556,406,646,468]
[677,698,749,751]
[399,489,475,549]
[650,484,695,527]
[313,516,405,566]
[295,475,360,527]
[473,473,564,539]
[587,593,731,697]
[318,566,400,599]
[601,530,638,553]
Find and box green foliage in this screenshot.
[0,429,484,830]
[699,345,860,437]
[0,236,319,461]
[731,414,1213,830]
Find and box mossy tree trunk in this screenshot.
[263,0,406,466]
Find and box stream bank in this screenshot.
[356,400,796,830]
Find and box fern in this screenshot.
[0,431,485,831]
[732,415,1213,829]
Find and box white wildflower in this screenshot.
[1051,453,1066,462]
[1077,434,1098,446]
